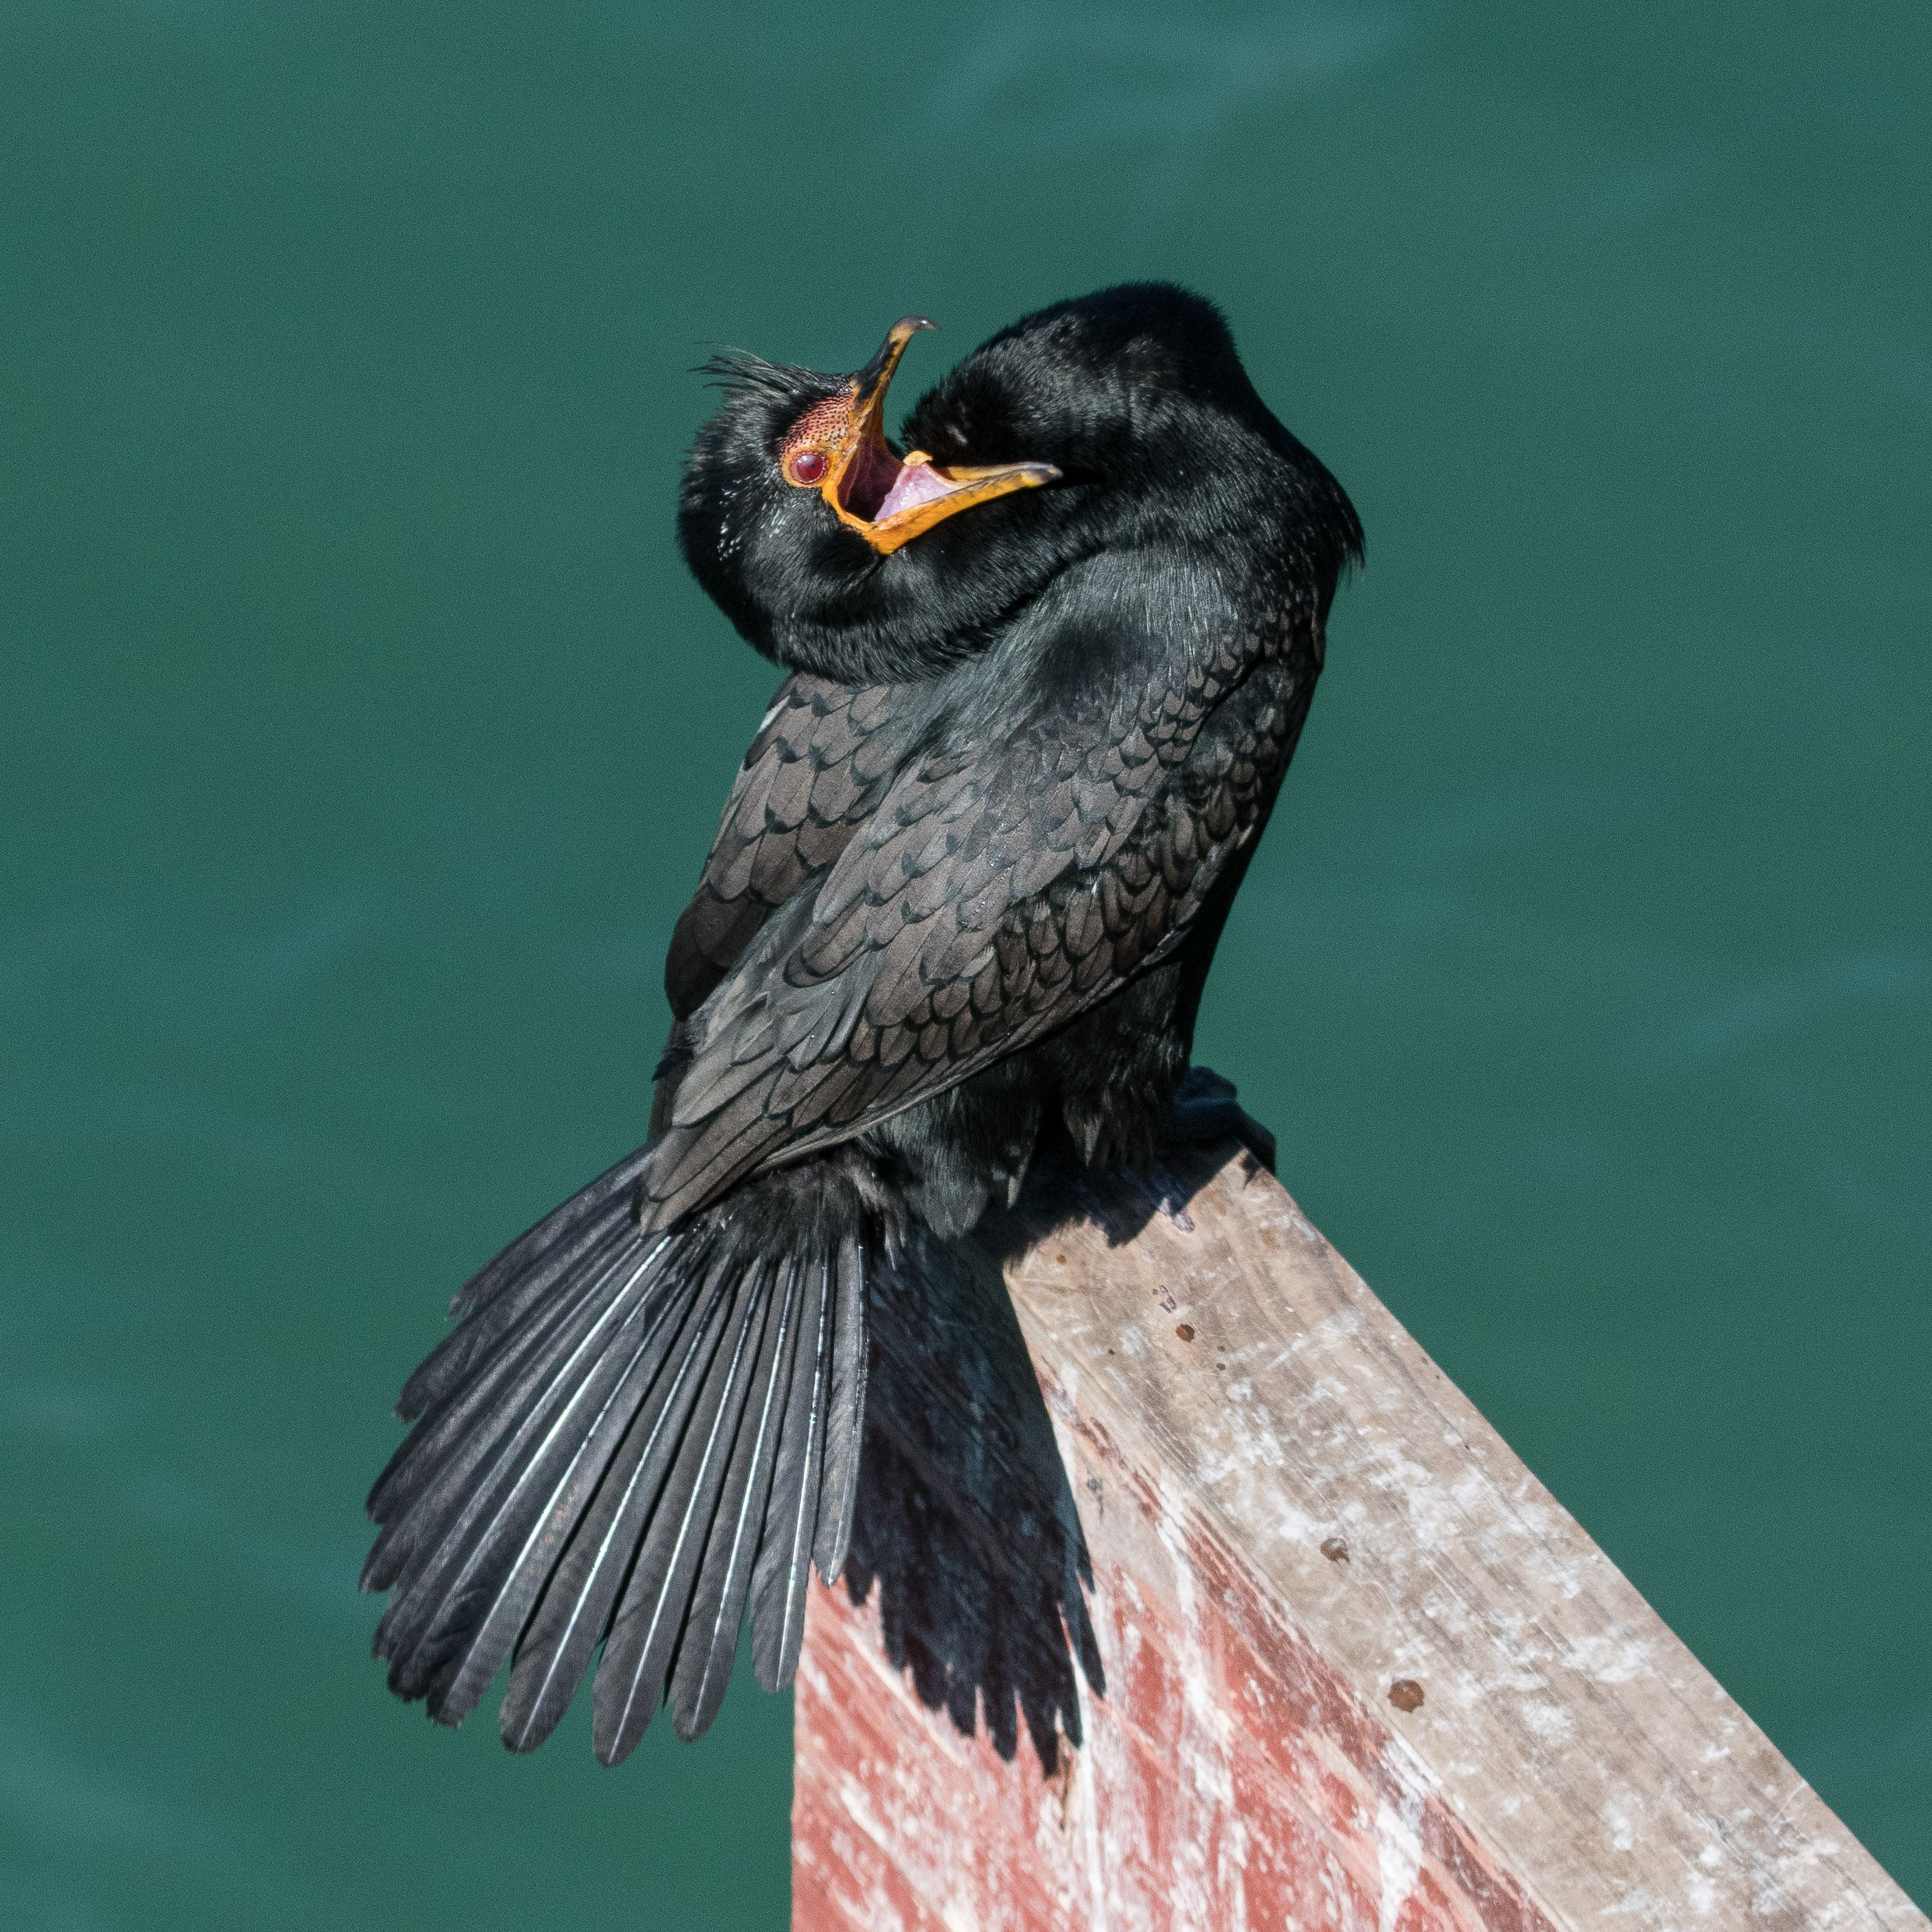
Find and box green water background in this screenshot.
[3,4,1926,1924]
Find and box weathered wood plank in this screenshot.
[794,1127,1926,1931]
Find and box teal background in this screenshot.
[3,3,1926,1924]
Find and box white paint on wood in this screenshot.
[996,1139,1925,1932]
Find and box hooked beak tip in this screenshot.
[856,317,938,397]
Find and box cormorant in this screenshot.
[362,283,1362,1761]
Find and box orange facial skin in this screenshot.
[779,318,1059,556]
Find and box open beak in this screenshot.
[819,318,1059,556]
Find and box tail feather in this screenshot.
[591,1257,776,1763]
[363,1225,683,1605]
[402,1146,655,1414]
[747,1254,833,1691]
[365,1150,882,1754]
[812,1229,869,1580]
[364,1218,650,1550]
[499,1246,748,1752]
[395,1205,633,1425]
[373,1232,704,1712]
[399,1243,722,1724]
[448,1145,655,1323]
[669,1257,801,1740]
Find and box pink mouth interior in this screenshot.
[875,461,959,522]
[838,439,960,523]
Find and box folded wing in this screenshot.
[644,625,1306,1229]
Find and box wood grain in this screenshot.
[793,1131,1926,1931]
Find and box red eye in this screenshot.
[788,447,827,486]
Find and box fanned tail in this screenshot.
[362,1152,880,1760]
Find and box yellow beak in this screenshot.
[817,318,1060,556]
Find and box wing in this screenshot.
[663,675,924,1020]
[641,622,1312,1231]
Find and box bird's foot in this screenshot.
[1162,1066,1276,1173]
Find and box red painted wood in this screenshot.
[793,1402,1555,1932]
[791,1138,1926,1931]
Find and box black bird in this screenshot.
[362,283,1361,1762]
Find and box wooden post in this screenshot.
[791,1108,1926,1932]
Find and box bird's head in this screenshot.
[679,284,1361,683]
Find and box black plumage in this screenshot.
[364,283,1361,1759]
